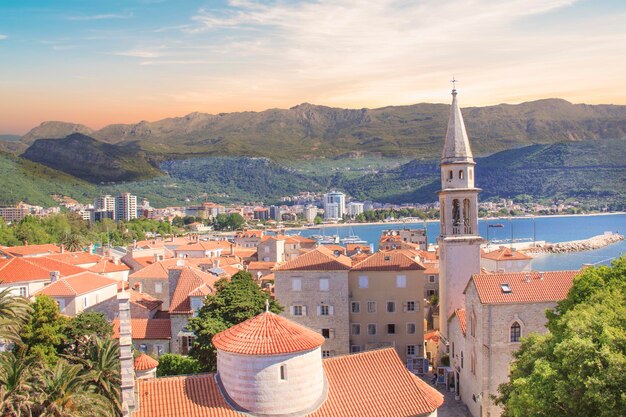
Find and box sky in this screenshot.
[1,0,625,134]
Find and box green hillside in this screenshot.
[0,151,96,206]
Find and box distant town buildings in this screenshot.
[323,191,346,220]
[346,201,364,218]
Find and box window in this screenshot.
[351,345,362,354]
[319,278,329,291]
[156,345,164,356]
[292,278,302,291]
[387,301,395,313]
[367,324,377,335]
[358,276,368,288]
[429,275,436,283]
[140,344,147,353]
[452,342,455,357]
[367,301,377,313]
[351,301,360,313]
[322,350,331,358]
[292,305,303,316]
[396,275,406,288]
[405,301,416,312]
[264,246,270,254]
[510,322,521,342]
[322,328,331,339]
[470,311,476,337]
[426,289,436,297]
[407,345,416,356]
[471,350,476,375]
[387,324,396,335]
[448,170,453,180]
[407,323,416,334]
[459,170,464,179]
[18,287,27,297]
[155,282,163,293]
[461,351,464,368]
[351,324,361,335]
[190,297,204,317]
[319,305,330,316]
[83,297,88,308]
[280,364,287,380]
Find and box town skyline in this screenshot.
[2,0,626,133]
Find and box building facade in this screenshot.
[323,191,346,220]
[115,193,138,221]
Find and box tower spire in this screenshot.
[441,87,474,164]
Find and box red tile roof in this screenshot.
[0,257,86,283]
[212,311,325,355]
[351,250,425,271]
[176,241,231,252]
[235,230,264,238]
[1,243,61,257]
[423,262,439,274]
[130,258,209,280]
[46,252,102,266]
[133,348,443,417]
[424,330,440,343]
[34,272,117,297]
[170,267,221,314]
[345,243,370,252]
[134,353,159,371]
[112,318,171,339]
[481,247,533,261]
[274,246,352,271]
[284,235,316,244]
[88,258,131,273]
[247,261,279,270]
[130,289,163,311]
[468,270,579,304]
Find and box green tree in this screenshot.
[0,352,37,417]
[59,232,85,252]
[19,296,69,365]
[156,354,203,377]
[496,257,626,417]
[189,271,282,371]
[0,286,31,343]
[63,312,113,354]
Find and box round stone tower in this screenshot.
[212,311,327,416]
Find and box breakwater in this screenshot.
[524,233,624,254]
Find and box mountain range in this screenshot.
[1,98,625,208]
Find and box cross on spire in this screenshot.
[450,76,458,91]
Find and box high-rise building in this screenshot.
[115,193,138,222]
[346,202,364,218]
[94,195,116,219]
[437,87,483,337]
[323,192,346,220]
[304,205,318,223]
[269,205,281,221]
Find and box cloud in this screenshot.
[0,35,7,40]
[69,12,133,21]
[113,49,162,58]
[139,60,207,66]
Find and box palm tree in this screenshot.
[33,360,114,417]
[0,352,36,417]
[59,233,85,252]
[0,285,32,343]
[68,337,121,416]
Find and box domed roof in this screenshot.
[212,312,325,355]
[134,353,159,371]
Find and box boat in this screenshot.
[489,223,505,228]
[339,226,368,244]
[317,235,340,244]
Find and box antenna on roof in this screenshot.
[265,298,270,312]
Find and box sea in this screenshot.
[293,213,626,271]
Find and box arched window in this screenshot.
[459,170,464,179]
[461,351,464,368]
[448,170,453,180]
[452,199,461,234]
[470,350,476,375]
[510,322,521,342]
[470,311,476,337]
[463,199,472,234]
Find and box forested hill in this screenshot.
[17,98,626,160]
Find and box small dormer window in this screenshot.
[501,283,512,293]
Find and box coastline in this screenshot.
[283,211,626,232]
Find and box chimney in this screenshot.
[60,244,64,254]
[133,239,137,249]
[50,271,60,282]
[117,291,136,416]
[114,257,120,265]
[230,243,235,256]
[539,271,544,280]
[23,240,28,246]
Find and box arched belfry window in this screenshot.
[448,171,453,180]
[510,322,521,342]
[463,199,472,234]
[452,199,461,234]
[459,170,464,179]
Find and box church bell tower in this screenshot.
[437,84,483,337]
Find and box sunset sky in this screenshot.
[1,0,625,133]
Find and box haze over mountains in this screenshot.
[1,98,625,208]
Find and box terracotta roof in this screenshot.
[230,247,257,258]
[46,252,102,266]
[112,318,171,339]
[0,257,86,283]
[425,330,440,343]
[88,258,131,273]
[170,266,221,314]
[423,263,439,274]
[284,235,316,244]
[34,272,117,297]
[130,289,163,311]
[320,244,346,254]
[129,258,209,280]
[454,308,466,336]
[274,246,352,271]
[481,247,533,261]
[1,243,61,257]
[134,353,160,371]
[176,241,231,252]
[235,230,263,238]
[212,311,325,355]
[134,374,239,417]
[345,243,370,252]
[468,270,579,304]
[133,348,442,417]
[134,237,195,248]
[247,261,279,270]
[351,250,425,271]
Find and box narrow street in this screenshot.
[419,376,472,417]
